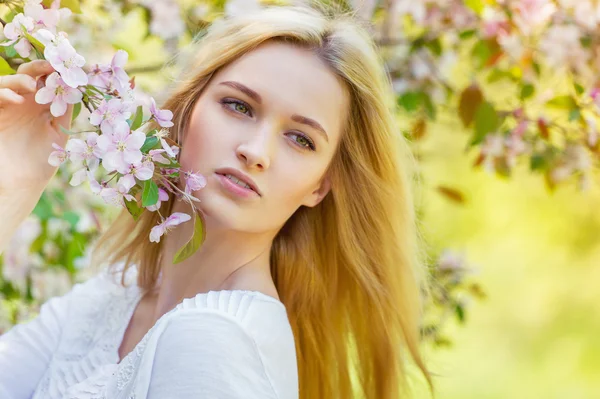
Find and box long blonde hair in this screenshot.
[92,3,434,398]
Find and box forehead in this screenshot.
[209,41,349,143]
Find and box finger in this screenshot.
[0,88,25,105]
[16,60,54,78]
[0,74,37,94]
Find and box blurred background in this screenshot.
[0,0,598,398]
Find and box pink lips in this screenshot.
[216,173,260,199]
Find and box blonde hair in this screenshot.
[92,3,434,398]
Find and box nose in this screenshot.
[235,127,273,170]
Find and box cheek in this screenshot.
[268,163,323,208]
[179,103,224,174]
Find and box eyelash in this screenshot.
[219,98,317,151]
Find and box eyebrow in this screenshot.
[218,80,329,142]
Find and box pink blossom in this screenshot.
[108,50,131,92]
[0,14,35,58]
[69,167,88,186]
[146,188,169,212]
[100,185,135,207]
[90,98,132,132]
[148,1,185,40]
[149,212,191,243]
[511,0,556,35]
[24,0,60,31]
[482,7,510,38]
[148,149,171,164]
[183,170,207,195]
[96,124,145,174]
[87,63,111,89]
[43,36,88,88]
[34,28,68,48]
[65,132,101,170]
[35,72,82,117]
[539,25,589,69]
[117,161,155,192]
[48,142,68,166]
[150,98,174,128]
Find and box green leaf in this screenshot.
[5,45,17,58]
[140,136,159,153]
[397,91,422,113]
[530,153,548,171]
[520,84,535,100]
[487,69,511,83]
[71,102,82,122]
[574,82,585,95]
[124,198,143,221]
[32,193,54,220]
[464,0,484,14]
[459,29,477,40]
[472,101,499,145]
[22,31,45,54]
[546,95,576,109]
[43,0,81,13]
[63,211,80,228]
[423,94,436,120]
[568,108,581,122]
[130,105,144,130]
[0,56,16,75]
[173,213,206,264]
[455,303,466,324]
[425,38,442,57]
[142,180,159,207]
[59,125,82,135]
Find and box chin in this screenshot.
[195,187,247,229]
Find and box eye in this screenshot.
[287,132,316,151]
[220,98,253,117]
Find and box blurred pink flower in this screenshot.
[539,25,589,69]
[511,0,556,35]
[150,212,191,243]
[24,0,60,31]
[1,14,35,58]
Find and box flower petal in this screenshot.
[62,88,82,104]
[50,98,67,117]
[35,87,56,104]
[149,224,165,243]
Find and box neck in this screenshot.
[147,199,276,323]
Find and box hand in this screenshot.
[0,60,75,194]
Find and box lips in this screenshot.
[215,167,261,196]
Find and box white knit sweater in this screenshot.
[0,264,299,399]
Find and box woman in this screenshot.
[0,3,433,398]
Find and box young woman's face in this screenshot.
[179,41,349,234]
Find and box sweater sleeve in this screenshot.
[0,289,72,399]
[146,309,280,399]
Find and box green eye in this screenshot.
[221,99,252,116]
[235,103,248,114]
[288,132,316,151]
